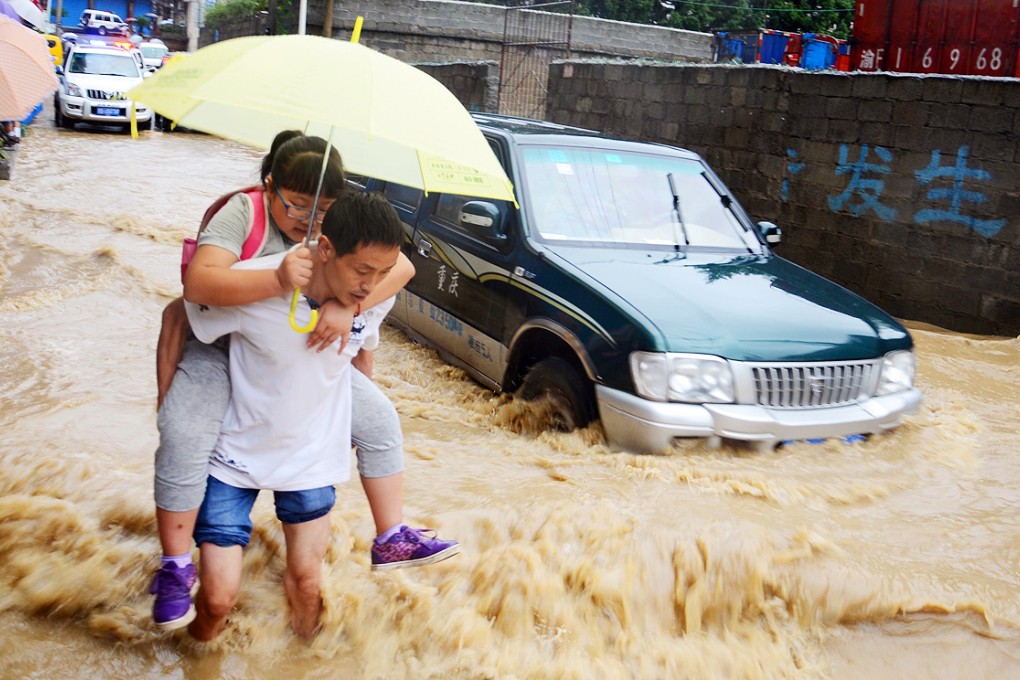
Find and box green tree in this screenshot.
[757,0,854,37]
[204,0,266,28]
[574,0,855,39]
[665,0,755,32]
[576,0,657,23]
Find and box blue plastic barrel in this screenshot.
[801,38,835,71]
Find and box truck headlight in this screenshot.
[630,352,734,403]
[65,82,83,97]
[876,349,915,395]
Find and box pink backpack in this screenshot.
[180,186,269,283]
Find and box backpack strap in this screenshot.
[239,189,269,261]
[198,184,261,232]
[182,185,268,284]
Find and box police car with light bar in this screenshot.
[54,42,153,131]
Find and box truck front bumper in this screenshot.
[596,385,922,453]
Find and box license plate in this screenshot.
[95,107,122,116]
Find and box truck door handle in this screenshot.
[417,239,432,258]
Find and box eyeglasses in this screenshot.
[273,185,328,224]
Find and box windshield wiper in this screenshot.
[701,170,755,253]
[666,172,689,252]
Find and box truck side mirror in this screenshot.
[461,201,507,243]
[756,221,782,245]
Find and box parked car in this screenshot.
[54,43,153,131]
[362,113,922,453]
[43,33,62,67]
[138,39,169,71]
[78,9,129,36]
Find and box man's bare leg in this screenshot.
[282,514,331,638]
[188,543,243,642]
[360,471,404,536]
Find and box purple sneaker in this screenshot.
[149,562,197,629]
[371,526,460,571]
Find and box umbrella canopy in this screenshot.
[4,0,46,30]
[127,34,516,203]
[0,14,59,120]
[0,0,20,22]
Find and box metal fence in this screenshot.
[497,1,574,118]
[200,0,576,119]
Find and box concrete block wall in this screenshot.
[416,61,500,113]
[302,0,712,63]
[545,63,1020,337]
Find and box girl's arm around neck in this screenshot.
[362,251,415,311]
[182,244,285,306]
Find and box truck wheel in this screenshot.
[55,105,74,130]
[518,357,595,432]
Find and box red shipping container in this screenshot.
[850,0,885,70]
[851,0,1020,77]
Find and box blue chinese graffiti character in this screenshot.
[827,144,896,221]
[914,146,1006,238]
[782,148,804,202]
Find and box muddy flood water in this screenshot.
[1,112,1019,679]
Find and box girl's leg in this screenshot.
[350,369,406,535]
[156,507,200,556]
[151,338,231,628]
[350,370,459,569]
[360,472,404,537]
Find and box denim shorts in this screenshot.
[194,476,337,548]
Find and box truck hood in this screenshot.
[550,247,911,361]
[66,73,142,93]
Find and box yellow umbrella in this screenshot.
[126,32,515,204]
[0,14,59,120]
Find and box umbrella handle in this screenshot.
[289,287,318,333]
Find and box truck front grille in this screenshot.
[748,360,879,408]
[86,90,126,101]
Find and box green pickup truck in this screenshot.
[362,113,921,453]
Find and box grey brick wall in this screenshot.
[545,63,1020,337]
[302,0,712,63]
[417,61,500,113]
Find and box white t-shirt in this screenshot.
[185,251,389,491]
[342,295,394,361]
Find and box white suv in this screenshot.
[54,44,153,131]
[138,40,169,72]
[79,9,129,36]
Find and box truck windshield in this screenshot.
[519,145,760,251]
[69,52,138,77]
[140,45,168,60]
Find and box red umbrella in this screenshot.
[0,14,58,120]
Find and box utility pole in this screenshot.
[322,0,333,38]
[186,0,198,51]
[267,0,277,35]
